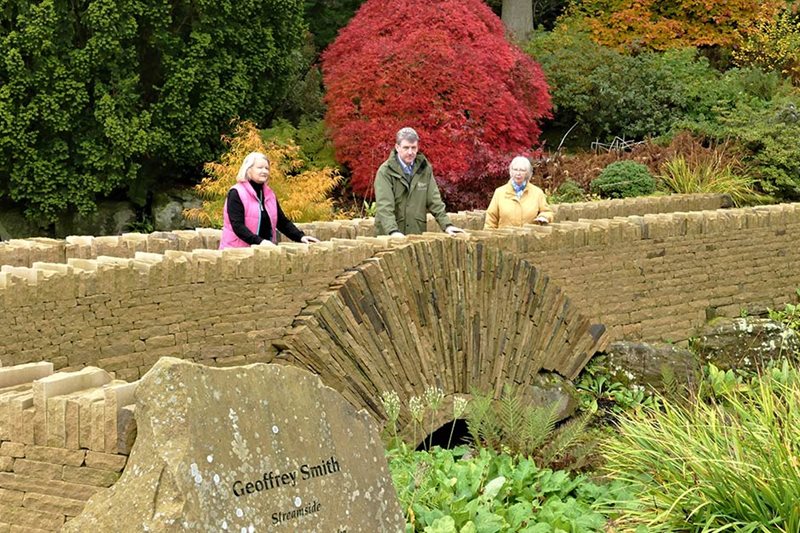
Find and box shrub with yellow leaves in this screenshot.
[184,120,342,228]
[734,8,800,85]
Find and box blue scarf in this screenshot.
[511,180,527,199]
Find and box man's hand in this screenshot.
[257,240,276,247]
[300,235,320,244]
[534,216,549,225]
[445,225,467,236]
[389,231,405,238]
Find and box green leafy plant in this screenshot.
[590,161,656,199]
[549,179,586,204]
[0,0,305,224]
[575,357,660,415]
[681,92,800,201]
[768,288,800,332]
[699,363,749,398]
[601,361,800,532]
[525,29,731,142]
[389,446,629,532]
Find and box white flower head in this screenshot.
[424,386,444,410]
[453,396,469,418]
[409,395,425,423]
[380,390,401,422]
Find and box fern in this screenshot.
[465,385,593,471]
[523,401,560,453]
[465,393,495,448]
[660,363,678,399]
[539,413,591,467]
[498,384,526,453]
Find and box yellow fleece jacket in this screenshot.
[483,182,553,229]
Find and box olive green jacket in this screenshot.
[374,150,452,235]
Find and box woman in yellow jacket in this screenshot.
[484,156,554,229]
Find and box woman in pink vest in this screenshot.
[219,152,320,249]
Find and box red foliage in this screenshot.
[321,0,552,209]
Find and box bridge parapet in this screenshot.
[0,194,730,268]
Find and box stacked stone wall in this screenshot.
[0,363,134,532]
[1,202,797,381]
[476,205,800,343]
[1,242,381,378]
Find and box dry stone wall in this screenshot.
[0,194,798,532]
[478,204,800,343]
[1,242,379,379]
[1,198,797,386]
[0,363,135,532]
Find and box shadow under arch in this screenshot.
[275,237,608,429]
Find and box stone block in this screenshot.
[22,492,86,517]
[84,451,126,472]
[0,472,100,501]
[0,503,63,531]
[24,446,85,467]
[12,459,62,481]
[32,367,112,446]
[62,465,119,487]
[0,486,24,506]
[103,381,137,454]
[0,363,53,389]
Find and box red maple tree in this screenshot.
[321,0,552,209]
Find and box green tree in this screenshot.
[0,0,305,226]
[304,0,365,52]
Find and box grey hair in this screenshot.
[236,152,269,183]
[395,127,419,145]
[509,156,533,179]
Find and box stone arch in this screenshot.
[276,237,608,428]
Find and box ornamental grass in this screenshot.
[659,149,770,206]
[601,364,800,532]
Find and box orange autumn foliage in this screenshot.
[184,121,341,228]
[562,0,785,52]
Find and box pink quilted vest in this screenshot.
[219,182,278,249]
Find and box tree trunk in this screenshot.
[502,0,533,40]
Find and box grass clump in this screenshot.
[601,360,800,532]
[659,142,770,206]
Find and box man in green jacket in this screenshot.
[374,127,467,237]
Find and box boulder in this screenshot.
[602,341,700,392]
[64,357,404,532]
[692,317,800,371]
[55,201,137,237]
[529,372,580,421]
[152,189,202,231]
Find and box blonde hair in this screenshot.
[236,152,269,183]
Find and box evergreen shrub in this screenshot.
[0,0,305,225]
[590,161,656,198]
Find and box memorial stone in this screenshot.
[64,357,404,532]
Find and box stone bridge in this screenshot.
[4,194,800,529]
[2,194,800,410]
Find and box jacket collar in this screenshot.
[387,149,428,178]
